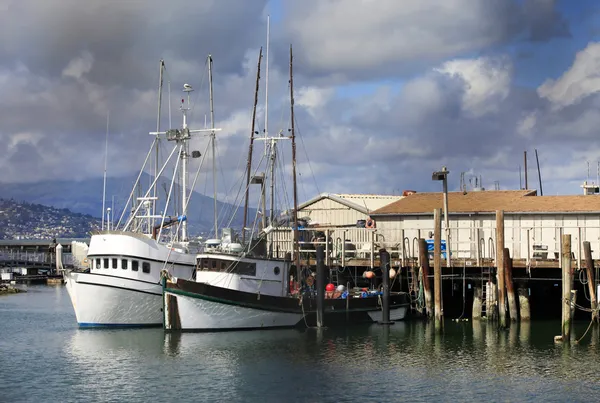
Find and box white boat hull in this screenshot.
[63,231,196,328]
[65,272,163,327]
[164,290,303,330]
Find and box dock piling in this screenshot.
[557,234,573,343]
[472,286,483,320]
[378,248,393,325]
[433,208,443,332]
[496,210,507,328]
[315,245,325,328]
[504,248,518,322]
[418,238,433,318]
[583,241,598,322]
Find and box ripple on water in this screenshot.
[1,286,599,403]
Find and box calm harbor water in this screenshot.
[1,285,599,403]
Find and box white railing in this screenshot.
[267,224,600,267]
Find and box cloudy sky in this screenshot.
[1,0,599,209]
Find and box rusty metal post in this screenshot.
[496,210,506,328]
[433,208,443,332]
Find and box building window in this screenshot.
[96,258,101,269]
[103,258,109,269]
[122,259,128,270]
[142,262,150,274]
[132,260,139,272]
[112,258,118,269]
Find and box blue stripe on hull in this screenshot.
[78,322,161,329]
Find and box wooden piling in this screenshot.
[560,234,573,342]
[504,248,518,322]
[433,208,443,332]
[418,238,433,318]
[583,241,598,322]
[496,210,507,328]
[517,286,530,321]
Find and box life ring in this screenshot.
[365,218,376,229]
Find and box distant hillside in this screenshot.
[0,199,101,239]
[0,173,257,236]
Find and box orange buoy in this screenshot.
[364,271,375,279]
[389,268,397,279]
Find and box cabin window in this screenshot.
[142,262,151,274]
[132,260,139,272]
[122,259,128,270]
[103,258,109,269]
[274,266,280,276]
[112,258,118,270]
[96,258,101,269]
[198,258,256,276]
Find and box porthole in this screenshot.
[274,266,280,275]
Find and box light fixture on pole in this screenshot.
[432,166,451,267]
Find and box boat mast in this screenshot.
[289,44,301,286]
[262,15,271,230]
[208,55,218,239]
[101,111,109,231]
[154,60,165,233]
[242,47,263,243]
[181,83,193,242]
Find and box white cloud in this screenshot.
[62,51,94,80]
[537,42,600,109]
[436,56,512,117]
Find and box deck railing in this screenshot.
[267,225,600,268]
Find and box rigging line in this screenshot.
[294,114,320,195]
[157,144,184,241]
[188,57,210,125]
[227,151,269,235]
[183,140,212,218]
[116,137,158,229]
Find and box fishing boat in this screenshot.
[63,58,220,327]
[162,43,410,331]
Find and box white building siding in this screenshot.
[298,198,370,227]
[374,213,600,261]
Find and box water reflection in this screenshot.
[4,286,600,403]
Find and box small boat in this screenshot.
[64,58,219,327]
[162,44,410,331]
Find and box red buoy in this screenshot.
[325,283,335,292]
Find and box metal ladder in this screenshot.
[407,265,419,312]
[330,267,339,285]
[480,267,491,318]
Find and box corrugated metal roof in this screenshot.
[299,193,403,214]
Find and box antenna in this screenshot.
[535,149,543,196]
[524,150,528,190]
[587,160,590,182]
[519,165,522,190]
[101,111,109,230]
